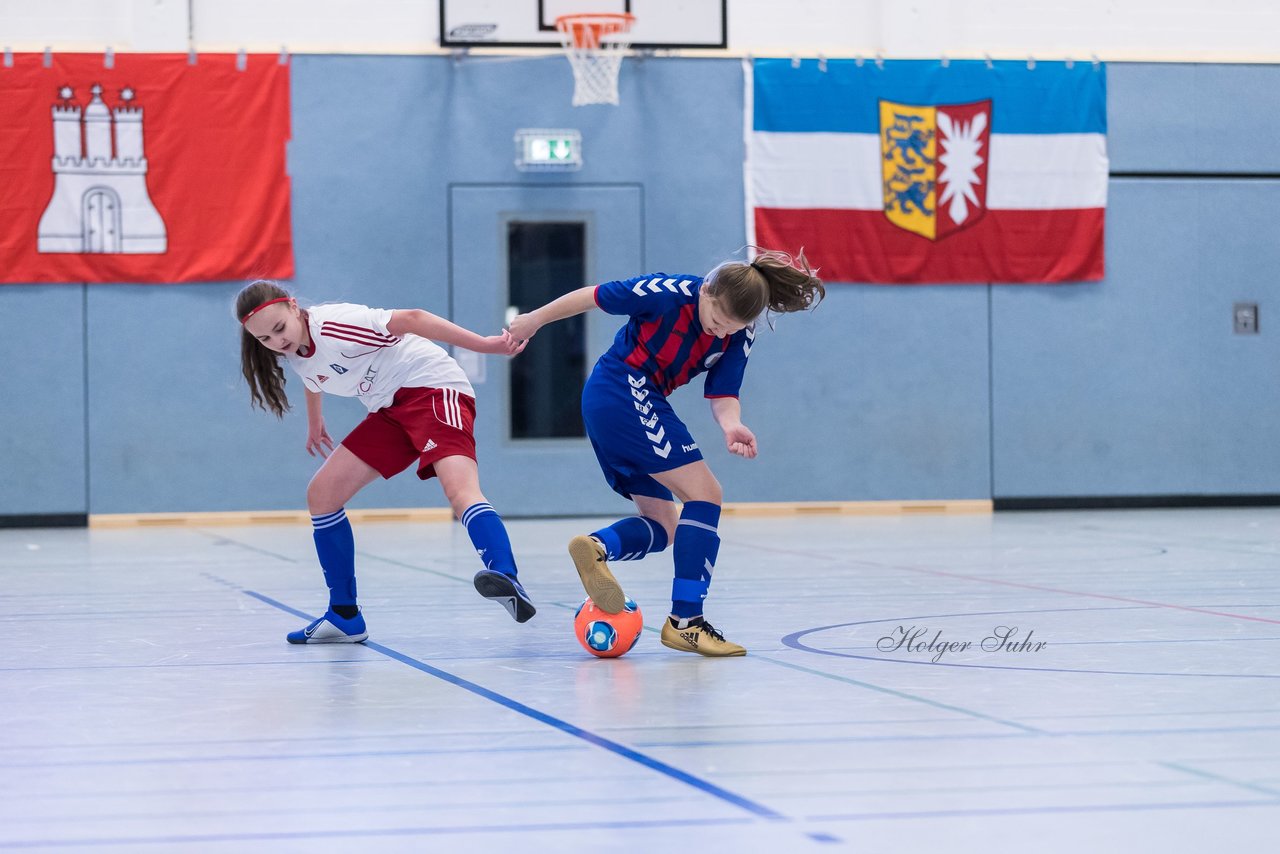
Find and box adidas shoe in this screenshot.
[286,609,368,645]
[473,569,536,623]
[568,534,627,614]
[660,617,746,657]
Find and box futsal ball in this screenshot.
[574,597,644,658]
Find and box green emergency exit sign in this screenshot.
[515,128,583,171]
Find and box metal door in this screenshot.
[449,184,643,515]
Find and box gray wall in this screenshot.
[2,58,1277,518]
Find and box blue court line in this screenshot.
[2,771,701,802]
[0,816,757,850]
[1,793,704,829]
[3,744,595,769]
[19,721,1278,771]
[6,775,1197,807]
[781,606,1280,679]
[200,539,298,563]
[353,549,476,583]
[629,723,1280,748]
[1022,707,1280,721]
[735,536,1280,624]
[244,590,788,822]
[787,649,1280,680]
[752,653,1045,733]
[1158,761,1280,797]
[725,535,1170,562]
[718,755,1277,780]
[818,635,1280,650]
[0,659,376,673]
[804,797,1280,823]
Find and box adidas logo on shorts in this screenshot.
[422,439,437,452]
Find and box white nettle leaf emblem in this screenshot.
[936,111,987,226]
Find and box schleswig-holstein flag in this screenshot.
[747,58,1107,284]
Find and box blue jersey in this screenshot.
[593,274,754,398]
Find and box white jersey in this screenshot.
[283,303,474,412]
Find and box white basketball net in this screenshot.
[556,14,635,106]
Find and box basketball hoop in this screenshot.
[555,13,635,106]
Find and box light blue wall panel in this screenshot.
[1190,181,1280,492]
[991,179,1280,496]
[682,283,992,502]
[9,58,1280,518]
[0,286,87,516]
[1109,64,1280,173]
[83,283,328,513]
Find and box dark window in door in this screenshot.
[508,221,587,439]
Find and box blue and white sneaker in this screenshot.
[286,609,368,644]
[473,570,536,623]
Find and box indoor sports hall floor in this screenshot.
[2,508,1278,852]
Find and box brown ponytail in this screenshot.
[704,246,825,324]
[236,280,292,418]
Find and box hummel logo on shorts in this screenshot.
[423,439,437,452]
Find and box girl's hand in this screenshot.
[723,423,758,459]
[507,312,541,342]
[306,422,335,458]
[477,330,528,356]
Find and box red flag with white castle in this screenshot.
[0,53,292,283]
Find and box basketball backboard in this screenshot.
[439,0,727,49]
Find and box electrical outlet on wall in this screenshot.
[1234,302,1259,334]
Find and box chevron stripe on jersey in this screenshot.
[594,274,753,399]
[629,276,696,297]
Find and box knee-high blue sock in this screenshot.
[462,502,518,577]
[671,501,720,619]
[312,509,357,608]
[591,516,670,561]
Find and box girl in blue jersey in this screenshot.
[508,248,823,656]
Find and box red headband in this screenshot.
[240,296,292,325]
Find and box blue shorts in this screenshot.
[582,357,703,501]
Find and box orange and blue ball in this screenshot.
[574,597,643,658]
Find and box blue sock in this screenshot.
[592,516,670,561]
[462,502,518,576]
[312,509,357,609]
[670,501,721,619]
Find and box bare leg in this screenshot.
[306,446,380,515]
[632,494,679,545]
[648,459,722,506]
[433,455,487,519]
[436,455,534,622]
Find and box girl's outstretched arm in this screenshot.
[508,286,598,341]
[304,389,335,458]
[710,397,758,459]
[387,309,525,356]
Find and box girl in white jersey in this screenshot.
[237,280,533,644]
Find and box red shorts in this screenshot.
[341,386,477,481]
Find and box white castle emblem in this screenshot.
[37,83,167,254]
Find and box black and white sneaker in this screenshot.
[473,570,536,623]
